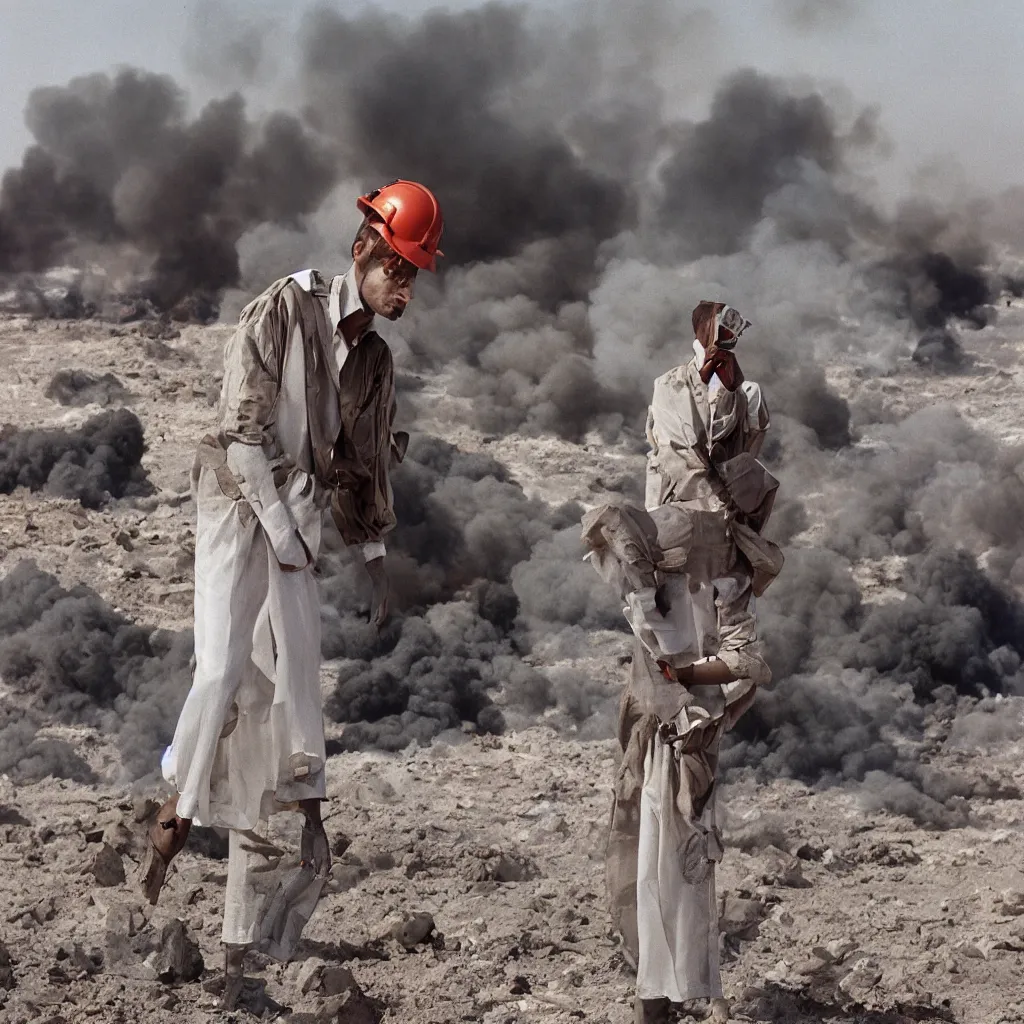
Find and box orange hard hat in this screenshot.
[356,179,444,273]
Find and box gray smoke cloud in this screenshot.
[714,392,1024,825]
[300,4,629,269]
[319,434,622,749]
[0,408,151,508]
[774,0,859,33]
[0,67,336,318]
[0,561,192,784]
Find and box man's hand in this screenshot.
[365,556,390,628]
[277,530,313,573]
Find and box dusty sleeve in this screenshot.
[218,290,287,448]
[226,442,306,565]
[216,285,307,565]
[646,376,716,506]
[740,381,770,457]
[331,343,400,549]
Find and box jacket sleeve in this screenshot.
[216,282,307,566]
[330,341,401,551]
[740,380,770,457]
[645,375,718,508]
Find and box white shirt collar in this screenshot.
[329,263,374,341]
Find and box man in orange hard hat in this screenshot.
[140,180,443,1007]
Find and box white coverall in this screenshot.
[162,265,388,948]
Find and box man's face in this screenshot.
[353,237,418,321]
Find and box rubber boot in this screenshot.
[221,943,250,1010]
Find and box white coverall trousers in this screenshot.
[162,472,327,947]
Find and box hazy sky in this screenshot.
[1,0,1022,197]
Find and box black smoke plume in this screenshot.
[0,561,192,783]
[912,328,964,370]
[301,4,628,271]
[319,434,622,750]
[718,402,1024,825]
[0,408,150,507]
[0,68,336,318]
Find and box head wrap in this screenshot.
[692,300,752,357]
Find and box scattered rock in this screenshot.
[323,966,359,996]
[469,848,537,883]
[104,910,201,982]
[718,895,766,942]
[861,841,921,867]
[45,368,130,407]
[328,863,369,893]
[998,890,1024,916]
[297,957,329,995]
[794,843,824,861]
[148,919,205,983]
[289,971,383,1024]
[837,956,883,1004]
[953,939,985,960]
[88,843,126,887]
[352,776,398,806]
[103,902,145,945]
[384,911,436,950]
[753,847,810,888]
[825,939,859,962]
[821,848,854,873]
[993,920,1024,952]
[296,956,366,995]
[103,821,135,855]
[31,896,57,924]
[0,940,15,990]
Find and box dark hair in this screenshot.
[351,216,392,263]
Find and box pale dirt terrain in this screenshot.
[1,312,1024,1024]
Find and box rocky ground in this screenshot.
[1,311,1023,1024]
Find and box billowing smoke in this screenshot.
[0,561,192,783]
[0,408,150,507]
[774,0,859,33]
[300,4,629,270]
[715,399,1024,825]
[320,435,623,750]
[654,68,856,259]
[912,328,964,370]
[0,68,336,318]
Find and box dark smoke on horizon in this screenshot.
[0,68,336,318]
[0,560,192,783]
